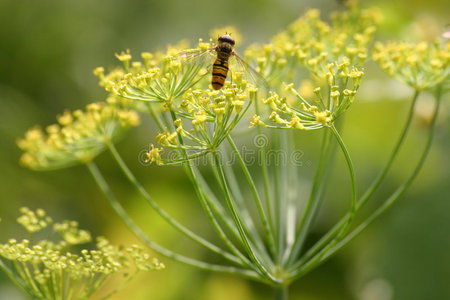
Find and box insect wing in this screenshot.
[233,52,270,91]
[171,47,216,90]
[174,47,216,68]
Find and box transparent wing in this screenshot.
[173,47,216,67]
[232,51,270,91]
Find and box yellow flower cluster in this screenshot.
[16,207,52,233]
[53,220,92,245]
[244,2,379,84]
[17,99,139,170]
[95,45,210,104]
[147,82,258,165]
[253,62,363,130]
[0,208,164,300]
[373,40,450,90]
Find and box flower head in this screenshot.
[16,207,52,233]
[255,62,363,130]
[17,99,139,170]
[150,82,259,165]
[244,2,378,84]
[95,44,210,104]
[0,208,163,300]
[373,40,450,90]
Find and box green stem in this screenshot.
[271,132,283,262]
[288,125,357,275]
[215,146,272,265]
[290,90,421,270]
[227,135,276,258]
[285,129,331,266]
[289,86,441,281]
[212,151,279,283]
[99,271,138,300]
[192,167,240,237]
[146,103,166,129]
[85,161,263,281]
[274,285,289,300]
[329,125,357,233]
[0,260,32,298]
[358,90,420,209]
[106,142,242,266]
[167,110,253,267]
[255,100,276,247]
[320,86,442,263]
[147,102,244,256]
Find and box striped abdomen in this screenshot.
[212,58,229,90]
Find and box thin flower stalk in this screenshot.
[289,85,442,282]
[85,161,264,283]
[106,142,245,266]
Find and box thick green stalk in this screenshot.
[274,285,289,300]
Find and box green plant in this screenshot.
[16,2,448,299]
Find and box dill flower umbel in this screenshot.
[17,99,139,171]
[95,45,209,104]
[253,62,363,130]
[373,39,450,90]
[148,81,259,165]
[16,207,52,233]
[244,2,378,84]
[0,208,164,300]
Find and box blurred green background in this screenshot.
[0,0,449,299]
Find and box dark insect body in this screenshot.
[211,34,235,90]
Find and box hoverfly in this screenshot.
[175,34,268,90]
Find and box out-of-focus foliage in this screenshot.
[1,0,449,299]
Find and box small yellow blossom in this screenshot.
[146,145,163,165]
[115,49,132,62]
[16,207,52,233]
[250,115,266,128]
[314,111,331,125]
